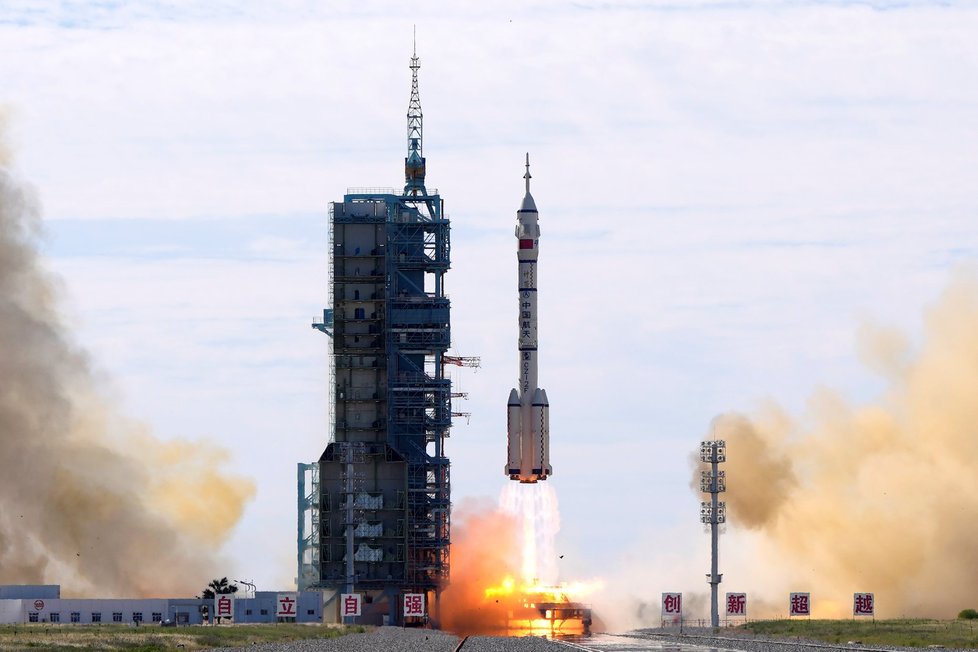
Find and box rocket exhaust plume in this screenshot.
[441,487,598,637]
[0,121,254,597]
[499,482,560,585]
[701,269,978,617]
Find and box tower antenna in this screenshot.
[404,28,426,195]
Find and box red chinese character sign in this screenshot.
[214,594,235,621]
[341,593,362,618]
[789,592,811,617]
[661,592,682,623]
[276,593,298,618]
[403,593,425,618]
[853,593,874,617]
[725,593,747,617]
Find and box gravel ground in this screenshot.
[462,634,570,651]
[204,626,978,652]
[205,626,459,652]
[204,626,570,652]
[630,626,976,652]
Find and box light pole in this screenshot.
[699,439,726,629]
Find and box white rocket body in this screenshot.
[506,157,552,483]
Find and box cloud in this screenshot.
[1,0,977,597]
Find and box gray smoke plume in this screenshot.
[0,122,253,597]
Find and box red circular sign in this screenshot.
[33,600,44,610]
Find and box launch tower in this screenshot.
[298,43,452,625]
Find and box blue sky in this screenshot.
[3,0,978,618]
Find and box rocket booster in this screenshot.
[506,154,552,483]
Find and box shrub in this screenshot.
[958,609,978,620]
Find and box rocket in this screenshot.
[506,154,553,483]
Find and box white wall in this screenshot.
[0,600,24,625]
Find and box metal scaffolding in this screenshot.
[296,462,320,591]
[382,190,451,593]
[299,43,456,623]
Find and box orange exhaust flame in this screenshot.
[441,495,599,637]
[484,577,599,603]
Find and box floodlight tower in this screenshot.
[699,439,726,629]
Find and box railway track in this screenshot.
[555,633,725,652]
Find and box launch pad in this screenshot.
[484,579,593,639]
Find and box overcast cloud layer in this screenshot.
[2,0,978,609]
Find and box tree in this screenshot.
[200,577,239,600]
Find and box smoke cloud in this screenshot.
[0,122,254,597]
[440,498,520,635]
[441,486,602,636]
[706,269,978,617]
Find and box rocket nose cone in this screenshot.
[531,388,545,404]
[540,389,549,405]
[508,388,520,405]
[520,192,537,212]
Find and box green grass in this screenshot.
[0,623,368,651]
[741,618,978,648]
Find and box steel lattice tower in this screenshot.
[299,40,452,626]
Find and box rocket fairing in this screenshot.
[506,155,553,483]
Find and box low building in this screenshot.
[0,586,322,625]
